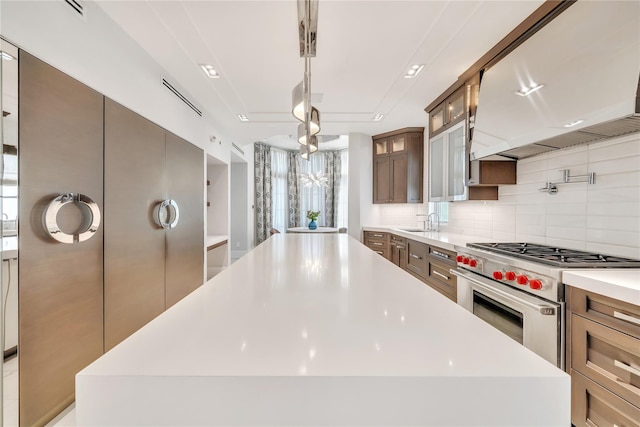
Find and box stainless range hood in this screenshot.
[470,0,640,160]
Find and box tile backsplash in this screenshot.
[377,133,640,259]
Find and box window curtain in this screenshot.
[254,142,272,244]
[287,151,300,227]
[336,150,349,228]
[323,151,340,228]
[271,149,289,234]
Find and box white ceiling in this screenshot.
[95,0,544,150]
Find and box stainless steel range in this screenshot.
[451,243,640,370]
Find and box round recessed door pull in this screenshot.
[44,193,101,244]
[154,199,179,229]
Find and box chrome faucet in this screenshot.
[416,213,429,230]
[427,212,440,232]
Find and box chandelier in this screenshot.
[292,0,320,160]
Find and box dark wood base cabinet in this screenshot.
[363,231,390,259]
[567,286,640,426]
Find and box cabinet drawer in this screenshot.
[406,240,428,280]
[428,246,455,264]
[364,231,388,241]
[571,370,640,427]
[572,314,640,407]
[569,286,640,339]
[429,259,457,289]
[389,234,406,247]
[369,247,389,259]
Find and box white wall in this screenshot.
[348,133,380,239]
[230,160,249,257]
[1,1,233,161]
[374,134,640,259]
[207,163,229,237]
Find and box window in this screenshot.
[298,153,327,226]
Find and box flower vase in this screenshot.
[308,220,317,230]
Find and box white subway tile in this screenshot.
[587,202,640,217]
[585,242,640,259]
[516,223,546,237]
[587,186,640,203]
[589,155,640,174]
[518,170,549,185]
[514,233,546,244]
[546,225,586,242]
[587,215,640,232]
[545,238,586,251]
[492,230,517,241]
[516,203,546,216]
[589,135,640,161]
[587,228,640,247]
[517,156,548,174]
[546,214,587,228]
[547,202,587,216]
[593,171,640,189]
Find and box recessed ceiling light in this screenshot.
[237,114,249,122]
[372,114,384,121]
[199,64,221,79]
[404,64,424,79]
[514,82,544,97]
[0,51,16,61]
[563,119,584,128]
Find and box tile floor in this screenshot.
[2,357,77,427]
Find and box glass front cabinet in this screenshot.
[429,121,467,201]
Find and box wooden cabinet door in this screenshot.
[165,132,204,308]
[373,156,390,203]
[390,154,408,203]
[406,240,428,280]
[104,99,166,351]
[19,51,105,426]
[571,370,640,427]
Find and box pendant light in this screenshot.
[300,135,318,160]
[292,0,320,159]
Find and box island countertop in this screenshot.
[76,234,569,426]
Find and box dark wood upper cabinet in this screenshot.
[372,127,424,204]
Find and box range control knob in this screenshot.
[462,257,470,265]
[493,271,504,280]
[529,279,543,290]
[516,275,529,285]
[505,271,517,281]
[469,259,478,267]
[456,255,463,263]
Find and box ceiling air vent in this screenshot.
[161,77,203,117]
[64,0,84,17]
[232,143,245,156]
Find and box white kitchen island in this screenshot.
[76,234,569,426]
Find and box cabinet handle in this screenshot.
[371,242,383,246]
[374,250,384,255]
[432,250,449,259]
[613,310,640,326]
[44,193,101,244]
[154,199,180,229]
[372,233,384,238]
[614,360,640,378]
[432,270,450,281]
[410,253,422,260]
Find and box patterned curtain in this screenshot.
[254,142,272,244]
[323,151,341,227]
[287,151,300,227]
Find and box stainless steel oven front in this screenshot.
[452,268,564,369]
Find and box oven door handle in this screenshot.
[450,268,558,315]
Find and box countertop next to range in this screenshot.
[76,234,568,426]
[366,226,640,307]
[563,270,640,306]
[362,226,494,251]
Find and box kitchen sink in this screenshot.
[398,228,426,232]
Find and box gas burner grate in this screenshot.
[467,242,640,268]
